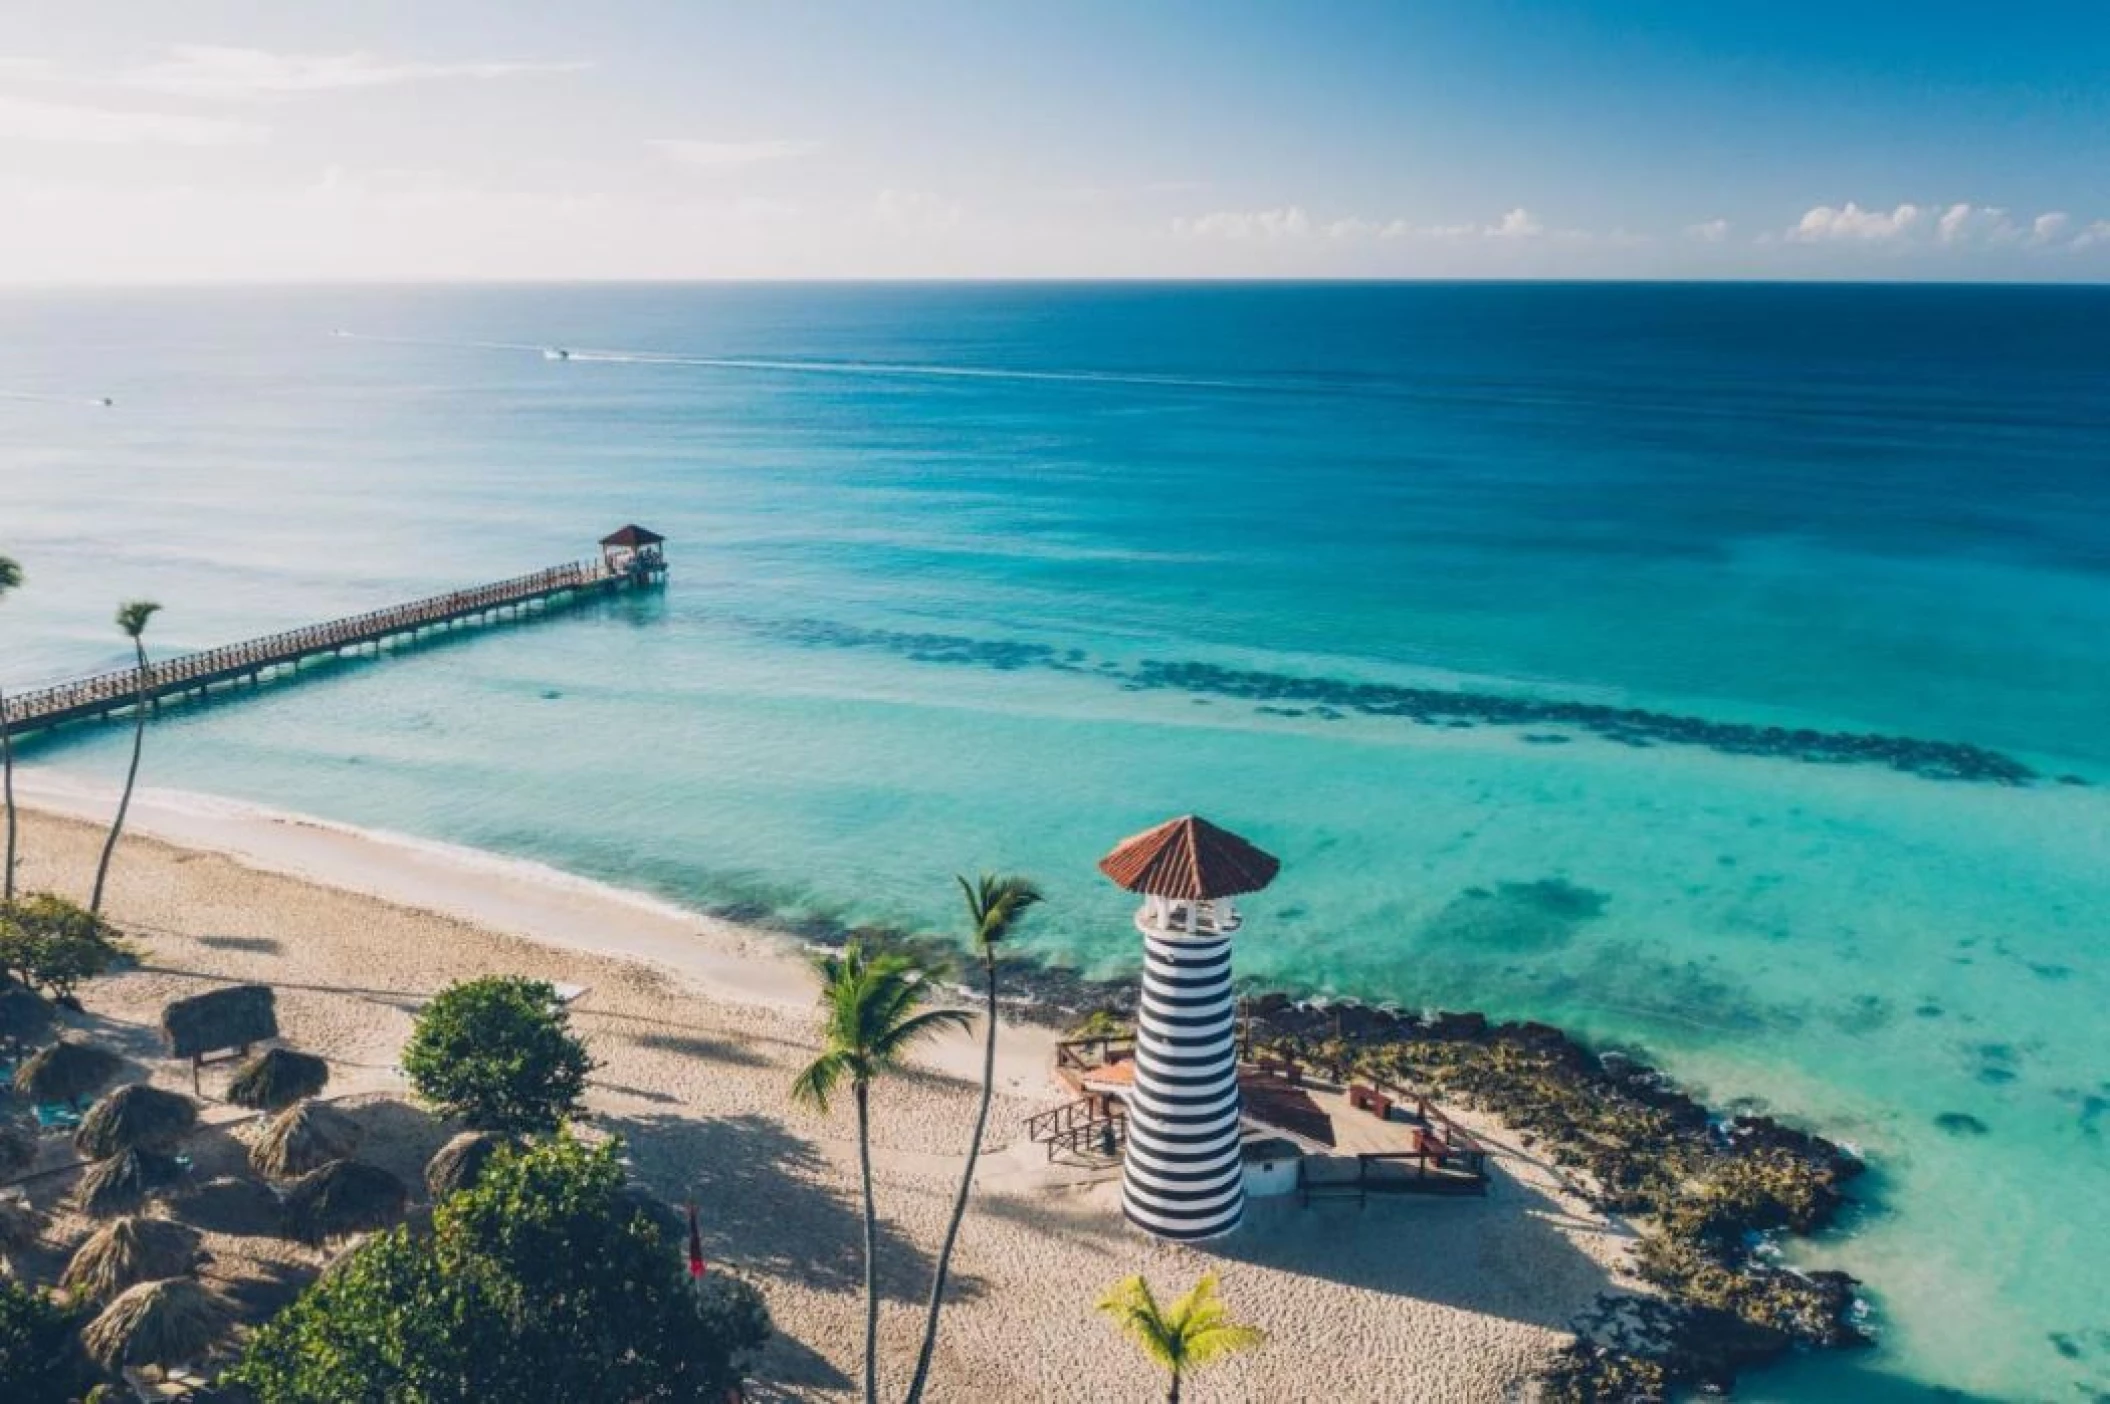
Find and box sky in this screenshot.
[1,0,2106,282]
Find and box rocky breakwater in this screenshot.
[1237,998,1870,1399]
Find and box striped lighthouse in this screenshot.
[1098,815,1281,1242]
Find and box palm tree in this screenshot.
[1096,1273,1265,1404]
[0,553,23,905]
[789,943,970,1404]
[90,600,159,916]
[903,873,1042,1404]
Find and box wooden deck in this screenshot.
[0,551,664,740]
[1041,1038,1490,1198]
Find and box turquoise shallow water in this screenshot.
[2,283,2106,1399]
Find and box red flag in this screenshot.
[686,1201,707,1279]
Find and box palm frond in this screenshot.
[116,600,161,639]
[959,873,1044,950]
[1183,1320,1267,1367]
[791,1049,849,1113]
[1095,1275,1179,1372]
[1166,1271,1217,1333]
[0,555,22,594]
[869,1006,973,1066]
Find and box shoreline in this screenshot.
[7,779,1871,1397]
[4,792,1649,1400]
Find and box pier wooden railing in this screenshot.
[0,551,662,739]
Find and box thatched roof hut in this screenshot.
[249,1099,360,1180]
[424,1130,507,1201]
[227,1047,329,1111]
[14,1038,121,1106]
[0,1121,36,1177]
[281,1159,407,1245]
[0,984,55,1041]
[82,1277,226,1370]
[63,1216,205,1300]
[0,1191,43,1255]
[182,1175,282,1238]
[161,984,277,1060]
[74,1084,197,1159]
[76,1149,184,1217]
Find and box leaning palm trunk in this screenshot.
[90,638,150,916]
[854,1081,879,1404]
[2,684,16,904]
[904,951,999,1403]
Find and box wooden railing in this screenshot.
[1024,1095,1127,1162]
[1,558,629,736]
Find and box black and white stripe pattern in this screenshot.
[1121,924,1243,1240]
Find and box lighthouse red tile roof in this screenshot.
[1097,815,1280,900]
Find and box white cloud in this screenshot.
[1789,201,1922,242]
[1174,206,1312,240]
[1187,206,1564,243]
[2073,220,2110,251]
[648,138,821,169]
[118,45,588,100]
[0,93,265,145]
[2029,212,2070,245]
[1685,218,1730,243]
[1485,207,1542,238]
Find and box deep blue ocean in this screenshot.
[3,283,2106,1400]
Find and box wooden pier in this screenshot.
[0,526,667,740]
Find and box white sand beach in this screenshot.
[7,787,1645,1402]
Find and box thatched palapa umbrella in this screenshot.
[0,984,55,1042]
[82,1277,226,1370]
[14,1038,121,1106]
[424,1129,506,1201]
[162,985,277,1093]
[0,1120,35,1177]
[77,1148,185,1217]
[281,1159,407,1245]
[0,1191,43,1260]
[74,1084,196,1159]
[63,1216,205,1300]
[227,1047,329,1111]
[250,1099,360,1179]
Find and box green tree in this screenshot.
[0,554,23,906]
[0,1280,92,1404]
[789,943,970,1404]
[89,599,160,916]
[903,873,1042,1404]
[0,893,126,1001]
[401,976,594,1136]
[228,1134,771,1402]
[1095,1273,1265,1404]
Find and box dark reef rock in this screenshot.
[750,614,2041,787]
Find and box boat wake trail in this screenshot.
[0,389,114,407]
[329,329,1266,392]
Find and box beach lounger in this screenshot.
[550,982,590,1007]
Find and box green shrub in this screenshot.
[0,1280,91,1404]
[400,976,595,1136]
[0,895,128,1000]
[229,1134,771,1402]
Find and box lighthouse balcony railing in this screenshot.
[1135,896,1241,939]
